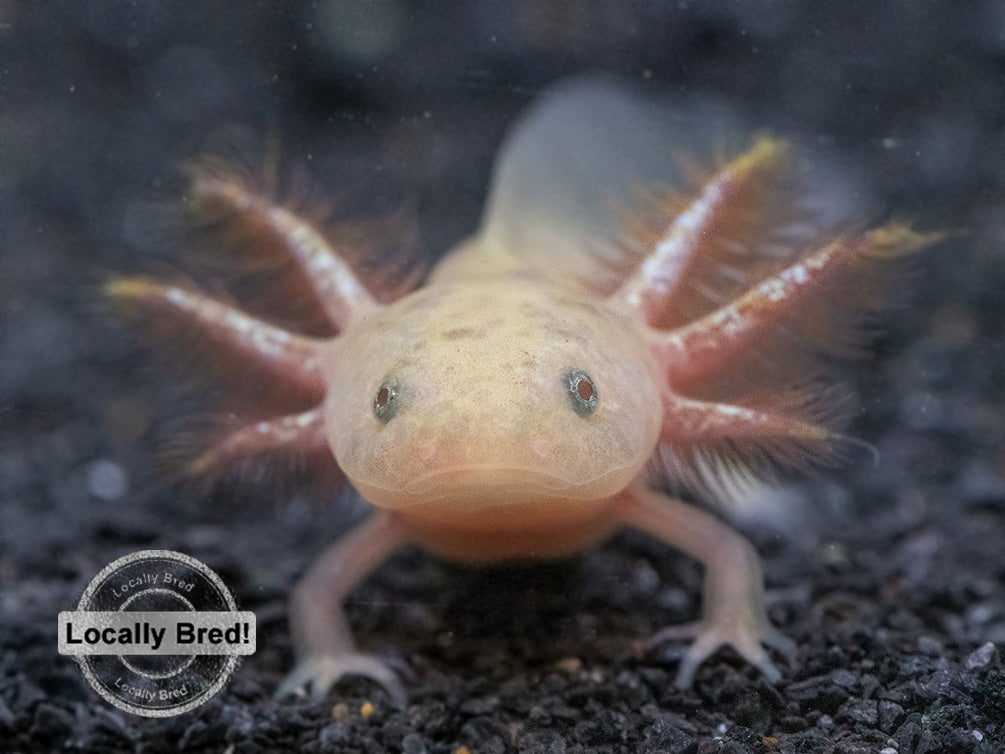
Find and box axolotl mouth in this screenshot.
[351,463,638,512]
[347,463,634,545]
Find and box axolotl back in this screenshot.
[109,80,937,700]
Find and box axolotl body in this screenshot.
[110,81,934,700]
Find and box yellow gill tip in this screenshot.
[188,450,217,477]
[104,277,160,301]
[105,278,194,309]
[868,224,947,259]
[738,135,789,173]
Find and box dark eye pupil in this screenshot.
[373,378,399,422]
[564,369,598,417]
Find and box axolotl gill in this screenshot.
[108,81,936,701]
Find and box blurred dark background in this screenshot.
[2,1,1004,751]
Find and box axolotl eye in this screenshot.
[373,377,400,423]
[564,368,598,417]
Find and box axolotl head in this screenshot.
[322,278,663,516]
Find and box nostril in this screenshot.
[417,441,437,463]
[532,436,550,459]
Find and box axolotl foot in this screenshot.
[620,484,798,688]
[279,512,412,706]
[275,652,406,707]
[642,608,797,689]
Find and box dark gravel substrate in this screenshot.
[3,2,1004,752]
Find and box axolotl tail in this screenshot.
[456,79,744,291]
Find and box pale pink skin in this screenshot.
[112,83,933,703]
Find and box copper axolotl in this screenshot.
[108,81,936,701]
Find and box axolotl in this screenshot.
[109,81,935,700]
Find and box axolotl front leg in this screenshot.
[617,484,796,688]
[275,484,794,700]
[277,511,411,704]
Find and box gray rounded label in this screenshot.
[59,549,255,717]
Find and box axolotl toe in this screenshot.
[109,81,938,701]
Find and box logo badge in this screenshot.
[59,549,255,717]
